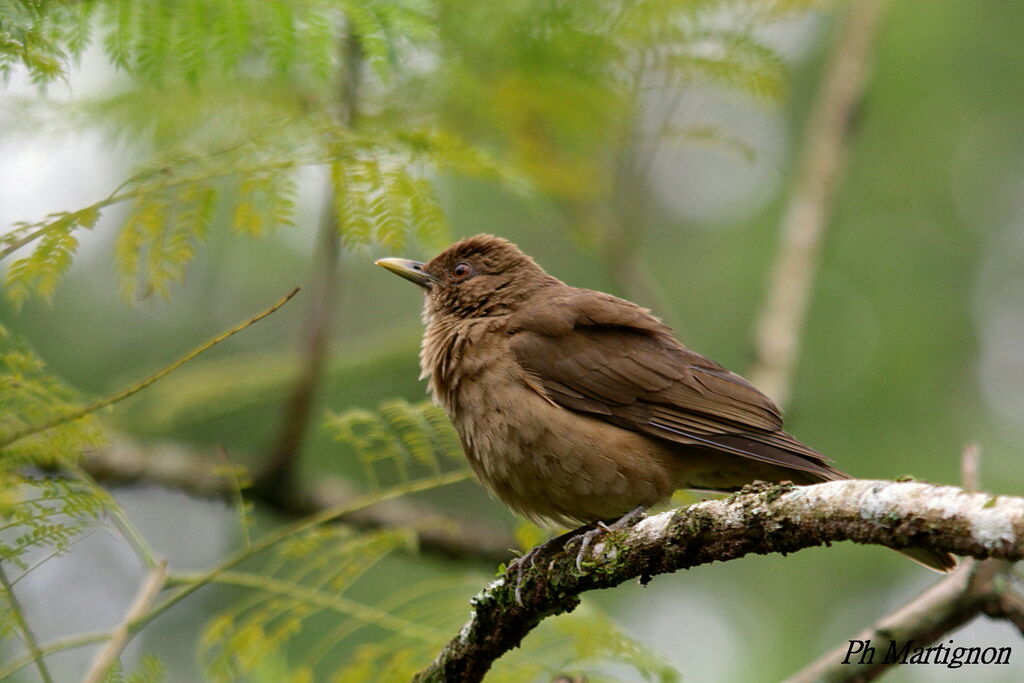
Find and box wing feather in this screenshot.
[508,289,837,478]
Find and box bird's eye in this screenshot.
[452,262,474,280]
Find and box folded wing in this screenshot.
[508,289,841,480]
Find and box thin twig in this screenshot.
[0,631,110,680]
[0,287,300,450]
[0,563,55,683]
[84,436,514,563]
[0,470,474,680]
[83,560,168,683]
[129,469,471,635]
[750,0,886,406]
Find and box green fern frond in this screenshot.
[4,207,99,308]
[330,149,452,251]
[0,476,108,571]
[548,604,680,683]
[231,168,298,236]
[376,399,442,473]
[662,42,787,101]
[199,526,418,682]
[340,0,391,79]
[203,551,679,683]
[331,158,374,247]
[369,164,411,249]
[0,0,83,84]
[324,399,463,491]
[662,122,758,162]
[86,0,434,87]
[397,172,448,250]
[4,120,493,305]
[101,0,135,71]
[100,655,165,683]
[0,325,103,475]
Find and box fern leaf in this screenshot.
[102,0,135,71]
[324,400,463,490]
[366,161,410,249]
[331,159,374,247]
[266,0,299,75]
[0,325,104,477]
[396,172,448,250]
[340,1,391,80]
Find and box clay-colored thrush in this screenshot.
[377,234,955,572]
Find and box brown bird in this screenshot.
[376,234,955,573]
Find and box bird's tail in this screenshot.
[896,546,958,574]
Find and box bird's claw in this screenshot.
[567,505,647,574]
[506,506,648,600]
[506,543,545,606]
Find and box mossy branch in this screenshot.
[416,479,1024,683]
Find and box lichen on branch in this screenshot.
[416,479,1024,683]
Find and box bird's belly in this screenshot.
[449,367,680,526]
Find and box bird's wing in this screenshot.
[508,289,836,477]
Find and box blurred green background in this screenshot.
[2,0,1023,681]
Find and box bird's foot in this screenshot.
[505,506,648,603]
[566,505,647,574]
[506,530,579,605]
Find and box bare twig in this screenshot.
[750,0,886,406]
[415,479,1024,682]
[83,560,168,683]
[0,287,301,450]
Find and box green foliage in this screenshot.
[3,207,100,307]
[0,476,107,571]
[1,0,809,306]
[0,327,113,643]
[0,324,103,474]
[434,0,822,277]
[101,654,165,683]
[3,121,489,303]
[93,0,435,86]
[324,399,463,490]
[199,525,678,683]
[0,0,94,85]
[199,527,416,681]
[329,151,448,251]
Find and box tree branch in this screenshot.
[83,437,516,564]
[254,26,362,503]
[750,0,885,406]
[415,479,1024,683]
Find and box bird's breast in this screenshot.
[421,319,681,526]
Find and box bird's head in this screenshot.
[376,234,558,320]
